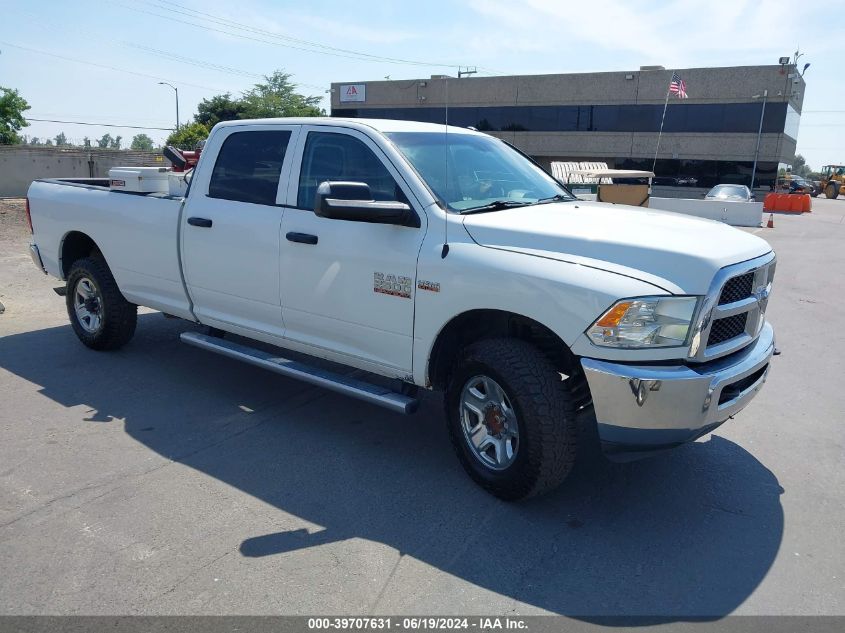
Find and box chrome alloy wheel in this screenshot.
[459,375,519,470]
[73,277,104,334]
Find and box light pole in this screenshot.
[750,89,768,193]
[158,82,179,130]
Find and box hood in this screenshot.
[461,201,772,294]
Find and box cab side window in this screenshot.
[208,130,292,206]
[297,131,404,209]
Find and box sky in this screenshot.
[2,0,843,169]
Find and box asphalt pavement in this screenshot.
[0,197,843,616]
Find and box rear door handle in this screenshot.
[188,217,213,228]
[286,232,318,245]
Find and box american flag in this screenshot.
[669,72,688,98]
[668,72,688,98]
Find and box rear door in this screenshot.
[279,126,427,375]
[181,125,300,341]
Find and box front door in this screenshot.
[279,126,427,374]
[181,125,299,341]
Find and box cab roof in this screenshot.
[212,117,480,136]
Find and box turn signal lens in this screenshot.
[595,301,633,328]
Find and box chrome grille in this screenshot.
[708,313,748,346]
[690,252,776,362]
[719,272,754,305]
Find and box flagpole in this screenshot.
[652,82,672,174]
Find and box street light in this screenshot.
[158,82,180,130]
[750,89,768,193]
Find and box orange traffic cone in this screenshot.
[766,213,774,229]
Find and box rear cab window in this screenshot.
[208,130,292,206]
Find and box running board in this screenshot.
[180,332,419,415]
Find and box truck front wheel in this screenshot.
[445,339,579,500]
[66,257,137,350]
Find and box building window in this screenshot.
[332,102,789,135]
[613,158,777,189]
[784,105,801,141]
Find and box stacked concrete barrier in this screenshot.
[649,197,763,227]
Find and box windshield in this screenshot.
[386,131,574,212]
[707,185,747,198]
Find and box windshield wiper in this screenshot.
[459,200,533,215]
[535,194,574,205]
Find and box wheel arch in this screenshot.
[426,309,580,391]
[59,231,104,279]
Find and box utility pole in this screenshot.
[158,82,180,130]
[751,89,768,192]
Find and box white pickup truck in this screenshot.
[26,117,776,499]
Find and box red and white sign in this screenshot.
[340,84,366,103]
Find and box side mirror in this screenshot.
[314,181,418,227]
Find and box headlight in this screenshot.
[587,296,699,348]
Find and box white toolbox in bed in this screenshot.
[108,167,170,193]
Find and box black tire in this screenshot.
[825,183,840,200]
[445,338,580,500]
[66,256,137,350]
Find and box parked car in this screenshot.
[774,175,814,195]
[704,184,755,201]
[25,118,777,500]
[789,176,820,197]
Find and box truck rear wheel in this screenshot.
[445,338,579,500]
[66,257,137,350]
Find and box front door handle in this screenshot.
[188,217,213,228]
[286,232,318,245]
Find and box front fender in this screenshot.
[412,239,667,386]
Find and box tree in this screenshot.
[195,93,247,128]
[45,139,53,146]
[130,133,155,150]
[97,133,113,148]
[110,135,122,150]
[791,154,812,177]
[83,137,91,148]
[166,122,209,149]
[182,70,323,131]
[239,71,324,119]
[0,86,31,144]
[54,132,68,146]
[29,136,40,145]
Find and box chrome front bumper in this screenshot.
[581,322,775,459]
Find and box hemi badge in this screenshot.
[417,280,440,292]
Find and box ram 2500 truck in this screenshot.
[26,118,776,499]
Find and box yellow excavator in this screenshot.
[819,165,844,199]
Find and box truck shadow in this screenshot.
[0,315,784,619]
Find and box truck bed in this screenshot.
[37,177,183,199]
[27,179,193,319]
